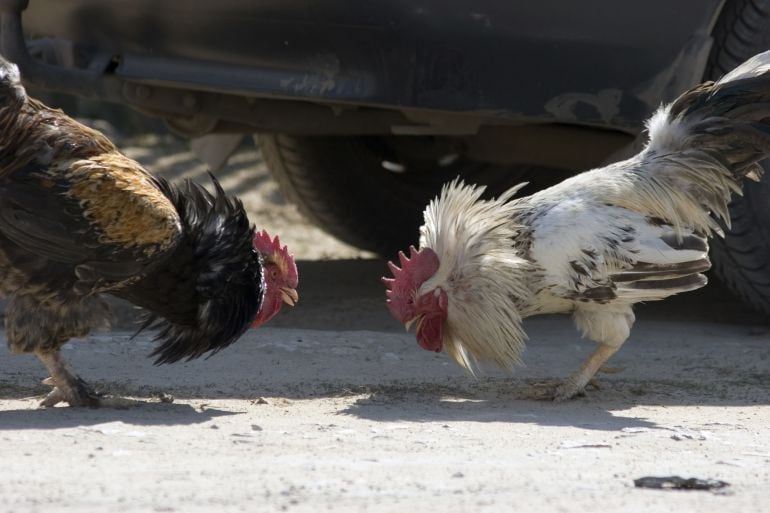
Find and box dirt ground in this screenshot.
[0,134,769,512]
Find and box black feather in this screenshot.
[659,232,709,252]
[113,175,265,364]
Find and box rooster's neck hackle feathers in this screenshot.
[419,178,533,371]
[127,175,265,364]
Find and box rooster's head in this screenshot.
[383,178,532,372]
[251,230,299,327]
[382,245,446,352]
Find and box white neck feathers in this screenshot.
[418,179,533,371]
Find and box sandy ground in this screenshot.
[0,134,769,512]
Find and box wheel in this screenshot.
[704,0,770,314]
[256,134,570,256]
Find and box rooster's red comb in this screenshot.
[382,245,439,322]
[253,229,298,287]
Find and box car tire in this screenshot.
[704,0,770,315]
[256,134,569,256]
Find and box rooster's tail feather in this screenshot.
[647,50,770,181]
[624,50,770,235]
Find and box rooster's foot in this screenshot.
[40,375,101,408]
[525,378,600,402]
[522,379,578,401]
[36,350,101,408]
[553,379,596,402]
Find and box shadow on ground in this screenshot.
[0,402,237,430]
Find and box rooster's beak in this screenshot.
[280,287,299,306]
[404,316,423,332]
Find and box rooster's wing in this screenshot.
[0,153,182,291]
[528,198,710,305]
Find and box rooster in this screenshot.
[383,51,770,400]
[0,56,298,407]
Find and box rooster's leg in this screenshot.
[551,307,634,401]
[36,350,101,408]
[553,344,621,401]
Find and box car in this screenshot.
[3,0,770,314]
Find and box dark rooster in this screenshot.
[384,51,770,400]
[0,56,298,407]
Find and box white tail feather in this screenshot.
[717,49,770,85]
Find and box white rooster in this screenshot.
[383,51,770,400]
